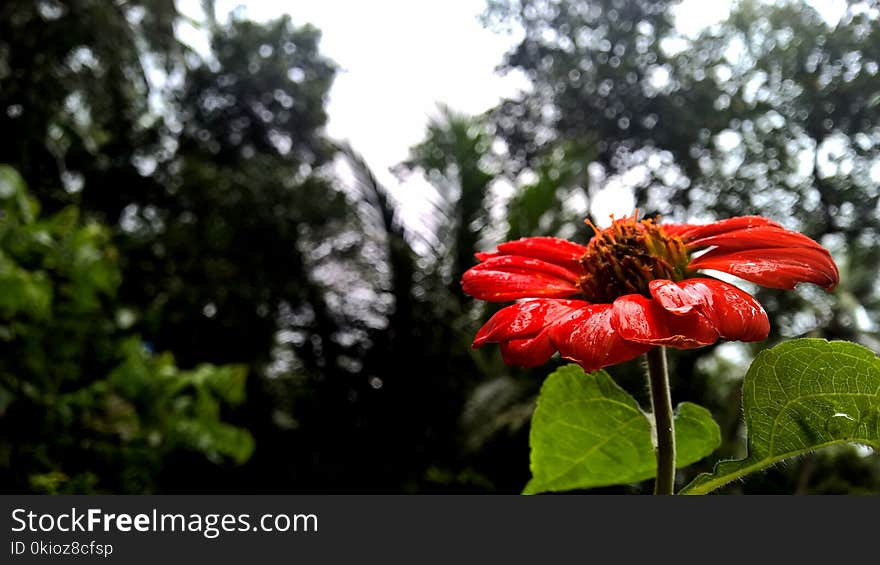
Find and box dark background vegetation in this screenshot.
[1,0,878,494]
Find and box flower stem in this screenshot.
[646,346,675,495]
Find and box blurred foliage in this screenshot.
[0,0,180,218]
[0,166,251,493]
[0,0,877,494]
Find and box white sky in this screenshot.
[177,0,849,230]
[225,2,526,175]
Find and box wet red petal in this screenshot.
[471,255,583,283]
[688,247,839,290]
[611,294,718,349]
[461,271,578,302]
[649,279,769,342]
[474,300,650,371]
[495,236,588,270]
[461,255,581,302]
[645,279,698,315]
[684,225,826,253]
[473,299,597,368]
[663,216,783,242]
[473,299,587,347]
[474,251,500,261]
[499,336,558,368]
[548,304,652,372]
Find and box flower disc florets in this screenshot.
[578,215,689,303]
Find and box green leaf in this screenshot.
[175,419,255,464]
[681,339,880,495]
[524,364,721,494]
[0,257,53,319]
[0,165,38,222]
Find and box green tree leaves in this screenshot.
[682,339,880,494]
[524,365,720,494]
[0,169,253,493]
[105,340,254,465]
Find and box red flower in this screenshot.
[462,214,839,372]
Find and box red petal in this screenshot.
[548,304,652,372]
[685,225,826,253]
[496,236,587,269]
[688,247,839,290]
[471,255,583,283]
[473,299,587,347]
[663,216,783,242]
[474,251,500,261]
[646,279,700,315]
[650,279,769,342]
[611,294,718,349]
[499,337,558,368]
[461,255,582,302]
[473,299,595,368]
[474,299,651,371]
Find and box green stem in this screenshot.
[646,346,675,495]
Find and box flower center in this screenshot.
[578,215,689,303]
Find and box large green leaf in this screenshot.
[682,339,880,495]
[524,364,721,494]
